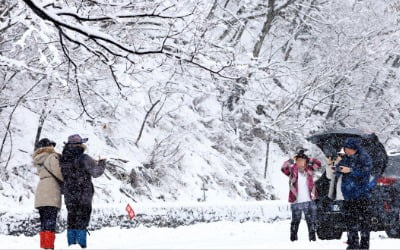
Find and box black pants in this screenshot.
[66,204,92,230]
[344,199,371,249]
[38,206,59,232]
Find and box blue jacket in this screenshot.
[337,148,373,200]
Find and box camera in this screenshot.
[334,164,342,172]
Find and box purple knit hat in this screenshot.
[64,134,88,144]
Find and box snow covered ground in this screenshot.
[1,219,399,249]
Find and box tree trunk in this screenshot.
[252,0,276,59]
[264,138,271,179]
[34,82,53,149]
[206,0,219,20]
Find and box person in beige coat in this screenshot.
[33,138,63,250]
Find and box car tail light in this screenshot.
[376,177,397,186]
[384,201,390,212]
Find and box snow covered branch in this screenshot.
[52,8,195,22]
[22,0,165,55]
[22,0,236,79]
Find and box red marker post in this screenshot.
[125,203,135,220]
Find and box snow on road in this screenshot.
[1,220,398,249]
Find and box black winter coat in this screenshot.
[61,154,105,206]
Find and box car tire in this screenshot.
[317,225,343,240]
[385,225,400,238]
[384,210,400,238]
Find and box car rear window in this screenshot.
[383,155,400,177]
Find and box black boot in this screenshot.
[307,222,316,241]
[359,238,369,249]
[309,231,316,241]
[360,232,370,249]
[290,223,299,241]
[346,232,360,250]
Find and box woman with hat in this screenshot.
[281,149,322,242]
[59,134,106,248]
[32,138,63,249]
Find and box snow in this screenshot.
[3,1,400,249]
[0,219,398,249]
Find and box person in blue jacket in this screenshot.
[336,138,373,249]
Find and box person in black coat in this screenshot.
[60,134,106,248]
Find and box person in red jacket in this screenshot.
[281,149,321,242]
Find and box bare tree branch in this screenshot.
[0,71,17,93]
[59,30,95,119]
[0,76,45,159]
[135,99,161,146]
[4,129,12,170]
[54,8,195,22]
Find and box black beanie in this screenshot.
[35,138,56,150]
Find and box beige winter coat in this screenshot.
[32,146,63,208]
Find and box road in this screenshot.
[1,219,398,249]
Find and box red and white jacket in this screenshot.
[281,158,321,203]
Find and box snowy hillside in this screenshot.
[0,95,288,205]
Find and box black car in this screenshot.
[307,129,400,239]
